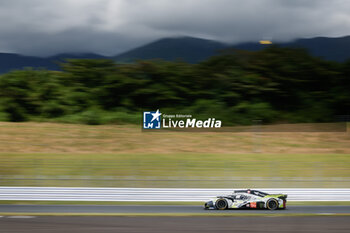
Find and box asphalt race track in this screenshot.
[0,205,350,214]
[1,205,350,233]
[0,216,350,233]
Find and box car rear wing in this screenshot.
[265,194,288,200]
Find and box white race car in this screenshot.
[204,189,287,210]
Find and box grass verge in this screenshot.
[1,153,349,178]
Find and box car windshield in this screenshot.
[233,190,269,197]
[252,190,269,197]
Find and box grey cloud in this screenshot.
[0,0,349,56]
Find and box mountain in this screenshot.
[49,53,107,61]
[0,53,56,73]
[114,37,228,63]
[1,35,350,74]
[284,36,350,62]
[225,36,350,62]
[0,53,108,74]
[114,36,350,63]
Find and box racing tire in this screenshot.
[266,199,279,210]
[215,198,228,210]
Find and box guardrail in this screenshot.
[0,187,349,201]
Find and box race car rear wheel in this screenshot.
[266,199,278,210]
[215,198,228,210]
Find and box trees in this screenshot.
[0,69,66,121]
[0,47,348,125]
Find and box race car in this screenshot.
[204,189,287,210]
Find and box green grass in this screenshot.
[1,153,349,187]
[1,153,349,177]
[0,122,349,187]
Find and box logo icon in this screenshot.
[143,109,162,129]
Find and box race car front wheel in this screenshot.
[215,198,228,210]
[266,199,278,210]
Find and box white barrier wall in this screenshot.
[1,187,350,201]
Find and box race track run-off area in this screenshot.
[0,216,349,233]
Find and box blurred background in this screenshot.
[1,3,350,233]
[0,0,349,193]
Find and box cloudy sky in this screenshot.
[0,0,349,56]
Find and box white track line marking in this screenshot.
[6,216,36,219]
